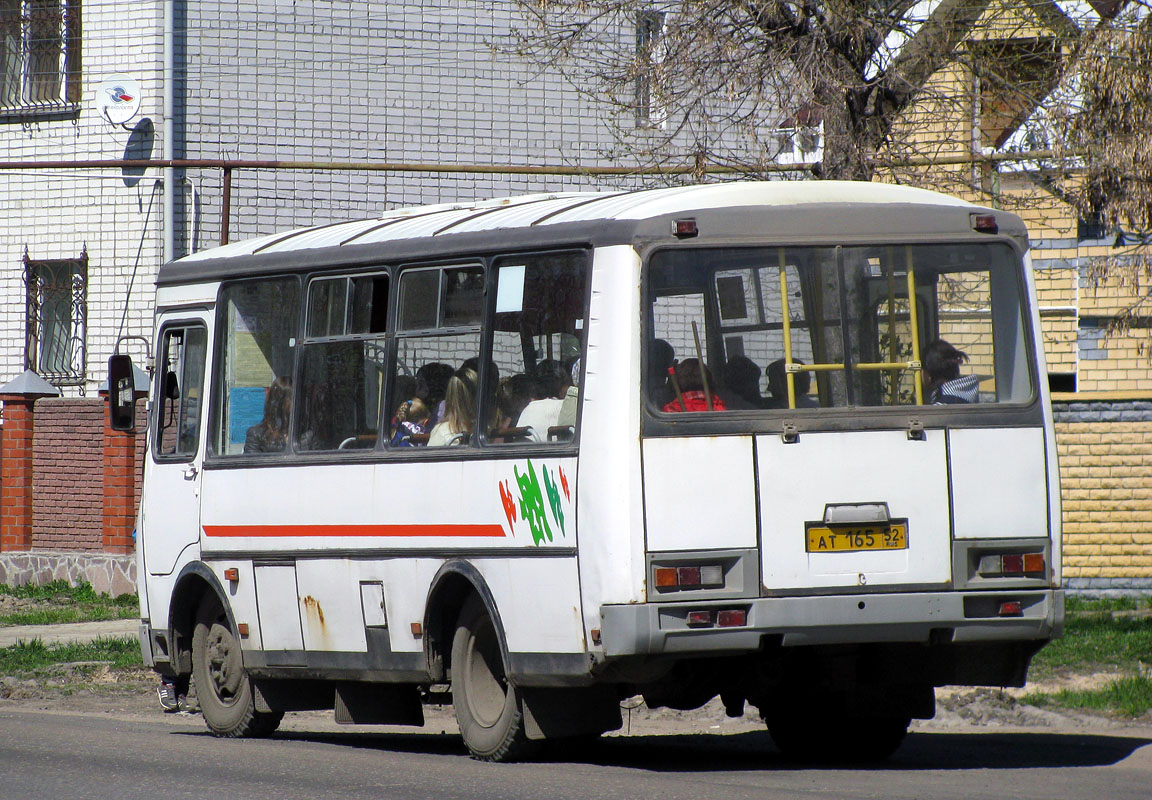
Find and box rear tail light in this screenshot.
[655,567,678,588]
[686,610,713,627]
[653,563,725,591]
[699,565,724,585]
[677,566,701,587]
[977,552,1046,578]
[716,609,747,627]
[998,600,1023,617]
[686,608,747,628]
[971,213,998,233]
[1023,553,1045,573]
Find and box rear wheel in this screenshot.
[192,595,282,737]
[451,595,537,762]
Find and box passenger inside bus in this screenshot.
[722,355,765,409]
[415,362,453,429]
[648,339,677,408]
[556,357,580,430]
[516,359,571,441]
[663,358,726,412]
[390,398,431,447]
[428,367,480,446]
[243,376,293,453]
[494,373,536,437]
[766,358,818,409]
[923,339,978,404]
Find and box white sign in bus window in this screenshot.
[496,265,526,313]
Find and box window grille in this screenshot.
[24,247,87,386]
[0,0,81,114]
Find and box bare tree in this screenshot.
[510,0,1100,182]
[1047,4,1152,228]
[1039,3,1152,338]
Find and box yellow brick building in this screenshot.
[998,171,1152,593]
[889,2,1152,592]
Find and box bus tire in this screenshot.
[451,594,537,762]
[192,594,282,738]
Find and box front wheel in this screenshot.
[192,595,282,737]
[451,595,537,762]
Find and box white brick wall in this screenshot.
[0,3,164,396]
[0,1,717,396]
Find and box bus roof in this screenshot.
[160,181,1024,285]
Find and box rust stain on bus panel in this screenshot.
[302,595,326,627]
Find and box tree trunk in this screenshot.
[815,80,875,182]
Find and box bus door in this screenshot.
[143,314,211,576]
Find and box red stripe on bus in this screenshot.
[202,524,507,538]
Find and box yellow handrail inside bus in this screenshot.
[776,246,925,407]
[886,248,899,405]
[906,246,923,405]
[778,251,795,409]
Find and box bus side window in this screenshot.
[297,274,390,452]
[209,278,300,457]
[155,325,207,459]
[391,265,484,448]
[486,252,588,445]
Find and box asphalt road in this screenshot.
[2,707,1151,800]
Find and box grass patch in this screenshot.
[0,637,141,675]
[1024,597,1152,716]
[1024,675,1152,718]
[0,580,138,625]
[1028,599,1152,681]
[1064,595,1148,614]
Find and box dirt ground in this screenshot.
[2,659,1148,739]
[3,589,1150,736]
[0,593,63,617]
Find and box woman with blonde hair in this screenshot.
[428,366,479,446]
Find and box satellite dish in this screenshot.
[95,74,142,126]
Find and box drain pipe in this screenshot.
[162,0,175,264]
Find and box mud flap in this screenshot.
[334,682,425,725]
[521,685,623,740]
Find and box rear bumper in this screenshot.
[599,588,1063,657]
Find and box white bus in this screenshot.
[114,181,1063,762]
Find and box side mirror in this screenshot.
[108,354,136,431]
[163,370,181,400]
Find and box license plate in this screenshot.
[805,522,908,553]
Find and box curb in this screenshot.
[0,619,138,649]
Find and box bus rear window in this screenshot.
[647,243,1032,411]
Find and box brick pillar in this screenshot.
[101,392,141,554]
[1,395,37,551]
[0,371,60,552]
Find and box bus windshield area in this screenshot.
[646,242,1032,411]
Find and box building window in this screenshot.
[24,248,87,385]
[634,9,664,125]
[0,0,82,114]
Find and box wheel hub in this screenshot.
[206,623,243,703]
